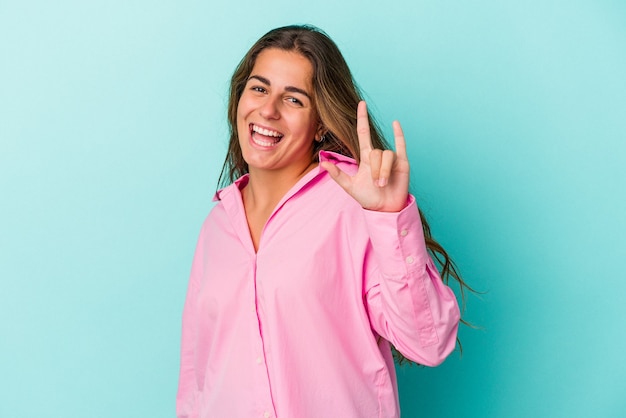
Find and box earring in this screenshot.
[318,134,326,143]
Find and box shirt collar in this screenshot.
[318,149,356,165]
[213,150,356,201]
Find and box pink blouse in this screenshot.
[177,151,460,418]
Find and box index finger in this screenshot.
[392,120,408,161]
[357,101,373,157]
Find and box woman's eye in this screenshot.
[286,97,303,106]
[251,86,266,93]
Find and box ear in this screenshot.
[314,124,327,143]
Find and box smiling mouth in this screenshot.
[250,123,284,147]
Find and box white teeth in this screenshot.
[252,124,283,138]
[252,137,278,147]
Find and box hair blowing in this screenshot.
[218,24,474,364]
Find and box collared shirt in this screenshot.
[176,151,460,418]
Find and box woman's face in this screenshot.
[236,48,320,176]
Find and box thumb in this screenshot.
[320,161,353,192]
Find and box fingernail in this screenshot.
[378,178,387,187]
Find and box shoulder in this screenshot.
[319,150,358,177]
[310,153,362,213]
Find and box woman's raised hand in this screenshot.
[320,101,410,212]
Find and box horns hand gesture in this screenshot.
[320,101,410,213]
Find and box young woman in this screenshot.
[177,25,463,418]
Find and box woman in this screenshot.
[177,25,463,418]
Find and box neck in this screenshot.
[244,161,317,210]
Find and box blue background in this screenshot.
[1,1,625,417]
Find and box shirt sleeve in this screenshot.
[362,195,461,366]
[176,225,205,418]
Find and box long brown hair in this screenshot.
[218,24,473,364]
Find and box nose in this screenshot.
[259,95,280,120]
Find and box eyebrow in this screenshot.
[248,75,311,100]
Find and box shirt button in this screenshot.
[400,229,408,237]
[256,357,262,364]
[406,256,414,264]
[263,412,271,418]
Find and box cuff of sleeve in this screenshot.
[362,195,429,277]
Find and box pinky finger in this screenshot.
[392,120,408,160]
